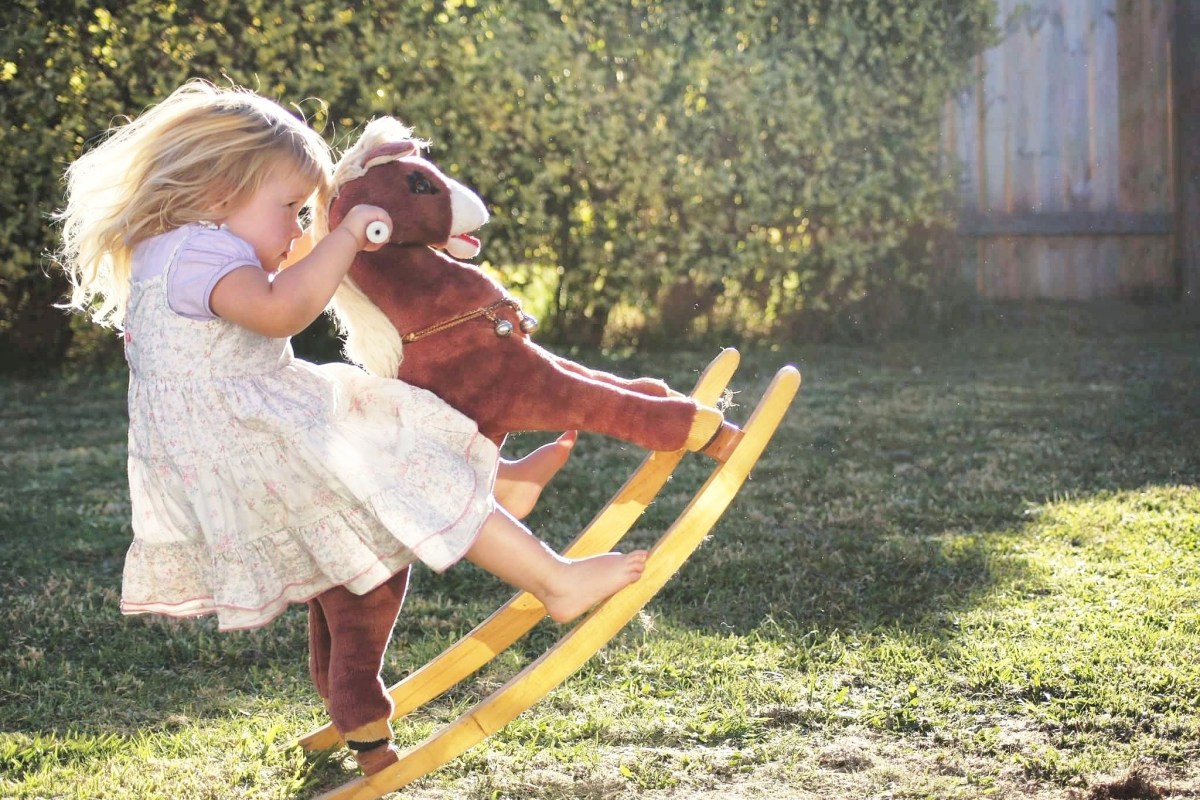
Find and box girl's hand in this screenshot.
[336,204,392,252]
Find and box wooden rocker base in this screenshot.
[297,348,740,754]
[307,360,801,800]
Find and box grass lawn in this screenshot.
[2,306,1198,799]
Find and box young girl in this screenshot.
[55,79,646,775]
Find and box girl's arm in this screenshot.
[209,205,389,338]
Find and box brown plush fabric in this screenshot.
[308,567,410,738]
[329,152,700,451]
[304,125,716,767]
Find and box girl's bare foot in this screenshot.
[539,550,649,624]
[464,508,645,625]
[495,431,577,519]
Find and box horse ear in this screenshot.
[362,140,419,170]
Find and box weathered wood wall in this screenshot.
[945,0,1183,301]
[1177,0,1200,304]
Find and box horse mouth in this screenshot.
[440,233,482,259]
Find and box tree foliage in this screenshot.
[0,0,994,372]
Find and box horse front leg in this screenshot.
[506,346,723,453]
[537,346,672,398]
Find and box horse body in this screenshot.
[326,120,714,452]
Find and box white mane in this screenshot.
[330,278,402,378]
[322,118,427,377]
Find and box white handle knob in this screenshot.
[366,221,390,244]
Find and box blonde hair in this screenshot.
[55,79,333,328]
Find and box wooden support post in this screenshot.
[1175,0,1200,303]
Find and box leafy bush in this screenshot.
[0,0,994,373]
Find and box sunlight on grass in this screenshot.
[2,315,1198,799]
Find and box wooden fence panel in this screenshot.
[948,0,1177,301]
[1177,0,1200,303]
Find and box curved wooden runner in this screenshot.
[313,365,801,800]
[297,348,741,753]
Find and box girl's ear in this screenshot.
[205,194,233,222]
[205,182,239,215]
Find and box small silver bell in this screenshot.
[519,315,539,334]
[494,319,514,337]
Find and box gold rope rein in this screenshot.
[401,298,526,344]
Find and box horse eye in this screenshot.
[407,172,438,195]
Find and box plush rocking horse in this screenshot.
[320,117,738,457]
[295,118,800,798]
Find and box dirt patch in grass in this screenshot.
[1073,767,1200,800]
[1084,769,1163,800]
[816,736,876,772]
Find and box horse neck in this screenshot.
[350,245,507,335]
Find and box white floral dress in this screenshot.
[120,225,498,630]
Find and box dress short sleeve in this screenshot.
[166,226,260,321]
